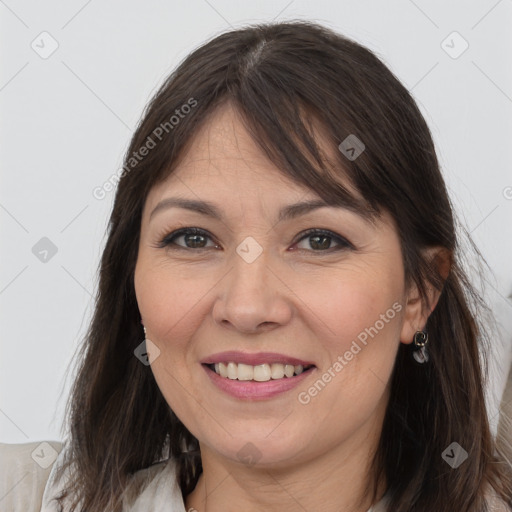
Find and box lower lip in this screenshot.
[202,364,316,400]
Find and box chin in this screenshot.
[206,434,310,468]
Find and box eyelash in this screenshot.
[155,227,354,254]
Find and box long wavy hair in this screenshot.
[51,20,512,511]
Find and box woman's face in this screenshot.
[134,103,417,468]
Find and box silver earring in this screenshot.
[412,330,429,364]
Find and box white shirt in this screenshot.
[0,440,391,511]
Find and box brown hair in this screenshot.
[51,20,512,511]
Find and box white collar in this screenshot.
[41,441,389,511]
[40,442,186,511]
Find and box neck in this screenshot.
[184,413,387,512]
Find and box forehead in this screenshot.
[184,102,264,161]
[147,102,362,206]
[147,103,326,203]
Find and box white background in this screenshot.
[1,0,511,443]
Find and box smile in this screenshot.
[207,362,314,381]
[202,362,317,400]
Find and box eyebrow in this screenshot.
[149,197,364,223]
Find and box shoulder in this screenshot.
[121,456,186,511]
[1,441,185,511]
[372,487,511,512]
[480,478,512,511]
[0,441,64,512]
[37,440,186,512]
[484,485,512,512]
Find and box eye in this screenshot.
[293,228,354,253]
[156,227,353,253]
[157,227,219,250]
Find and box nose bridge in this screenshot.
[229,235,272,301]
[213,235,291,332]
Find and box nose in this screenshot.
[212,245,293,334]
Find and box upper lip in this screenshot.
[201,351,316,367]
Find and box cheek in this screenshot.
[298,262,403,345]
[295,264,403,402]
[135,260,210,345]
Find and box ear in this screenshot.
[400,246,452,344]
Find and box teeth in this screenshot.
[254,364,272,381]
[227,362,237,380]
[284,364,295,378]
[270,363,284,379]
[211,362,309,380]
[238,363,254,381]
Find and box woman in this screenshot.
[1,20,511,512]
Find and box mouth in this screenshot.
[200,351,317,399]
[203,362,316,381]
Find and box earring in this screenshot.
[412,330,429,364]
[140,324,156,365]
[143,325,151,345]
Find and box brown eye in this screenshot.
[158,228,218,250]
[294,229,353,252]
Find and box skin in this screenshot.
[134,102,444,512]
